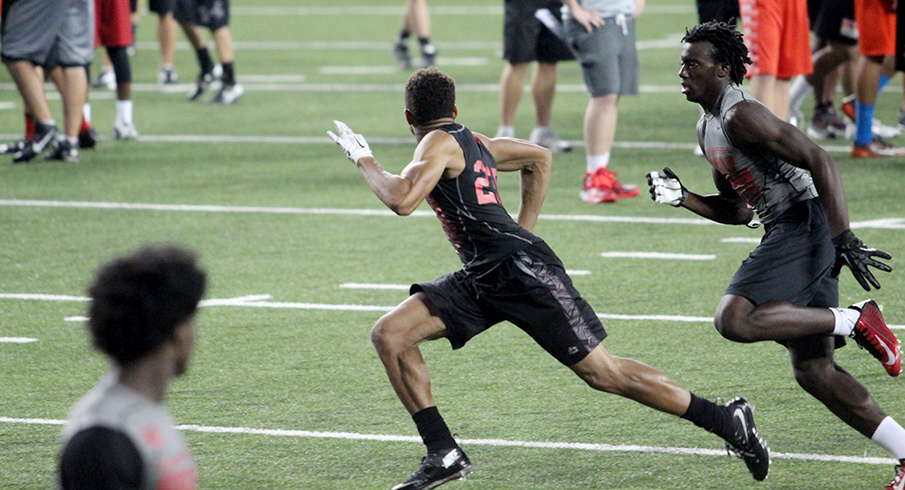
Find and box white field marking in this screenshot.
[64,317,89,322]
[0,337,38,343]
[720,237,761,244]
[565,269,591,276]
[0,416,894,465]
[0,293,90,302]
[598,313,711,322]
[600,251,717,260]
[340,283,410,290]
[0,101,15,110]
[2,200,902,230]
[227,5,694,16]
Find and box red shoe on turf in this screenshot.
[885,462,905,490]
[850,300,901,377]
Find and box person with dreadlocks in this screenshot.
[646,21,905,489]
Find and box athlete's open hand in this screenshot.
[328,120,373,164]
[646,167,687,207]
[831,229,892,291]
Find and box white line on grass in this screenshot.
[0,337,38,343]
[227,5,695,16]
[0,416,893,465]
[721,237,761,244]
[340,283,411,290]
[600,252,717,260]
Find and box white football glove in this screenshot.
[327,120,373,164]
[645,167,688,207]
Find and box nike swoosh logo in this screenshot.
[733,408,748,445]
[877,338,898,366]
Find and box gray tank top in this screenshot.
[697,85,818,224]
[60,372,197,490]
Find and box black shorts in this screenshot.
[174,0,229,29]
[412,241,606,366]
[149,0,175,15]
[726,199,838,308]
[503,0,574,63]
[811,0,857,44]
[696,0,739,24]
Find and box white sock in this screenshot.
[495,125,514,138]
[788,75,812,114]
[82,103,91,124]
[116,100,133,126]
[872,416,905,461]
[830,307,860,336]
[586,153,610,173]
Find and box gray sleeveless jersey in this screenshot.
[697,85,818,224]
[60,372,197,490]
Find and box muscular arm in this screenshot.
[681,167,754,225]
[723,101,850,237]
[477,134,552,232]
[355,130,462,216]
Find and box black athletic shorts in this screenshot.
[696,0,739,24]
[149,0,175,15]
[412,241,606,366]
[174,0,229,29]
[810,0,857,44]
[503,0,574,63]
[726,199,838,309]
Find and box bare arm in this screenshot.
[723,101,850,237]
[356,130,461,216]
[476,134,552,232]
[681,167,755,225]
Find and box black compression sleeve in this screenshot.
[59,427,143,490]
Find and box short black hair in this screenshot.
[404,68,456,126]
[682,21,751,86]
[87,245,206,364]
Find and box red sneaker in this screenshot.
[850,300,901,377]
[885,462,905,490]
[580,168,639,204]
[841,94,856,122]
[852,138,905,158]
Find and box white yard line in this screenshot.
[0,416,894,465]
[600,251,717,260]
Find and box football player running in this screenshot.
[647,21,904,489]
[330,67,770,490]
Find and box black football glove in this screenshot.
[831,229,892,291]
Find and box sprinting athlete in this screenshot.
[647,21,904,489]
[329,67,770,490]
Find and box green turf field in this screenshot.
[2,0,905,488]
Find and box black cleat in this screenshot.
[45,138,79,162]
[723,397,770,481]
[392,447,472,490]
[13,122,57,163]
[78,127,100,149]
[188,71,214,101]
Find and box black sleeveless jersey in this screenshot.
[426,124,540,269]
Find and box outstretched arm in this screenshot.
[329,121,458,216]
[646,167,754,225]
[477,134,552,232]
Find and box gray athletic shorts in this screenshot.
[726,199,838,309]
[1,0,94,67]
[564,14,639,97]
[411,241,607,366]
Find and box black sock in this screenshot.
[220,62,235,85]
[681,393,730,440]
[399,29,410,41]
[418,37,431,47]
[412,407,457,454]
[195,47,214,76]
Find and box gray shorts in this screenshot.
[726,199,838,309]
[1,0,93,67]
[564,14,639,97]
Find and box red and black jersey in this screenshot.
[426,124,540,270]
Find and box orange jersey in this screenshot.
[741,0,813,78]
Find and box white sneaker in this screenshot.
[92,69,117,90]
[528,127,572,153]
[157,66,179,85]
[494,126,515,138]
[209,84,245,105]
[114,122,138,140]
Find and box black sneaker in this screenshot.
[13,122,57,163]
[0,138,26,154]
[723,397,770,481]
[420,44,437,68]
[78,127,100,149]
[392,447,472,490]
[45,138,79,162]
[393,40,412,70]
[188,71,214,101]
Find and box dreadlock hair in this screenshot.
[404,68,456,126]
[682,21,751,86]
